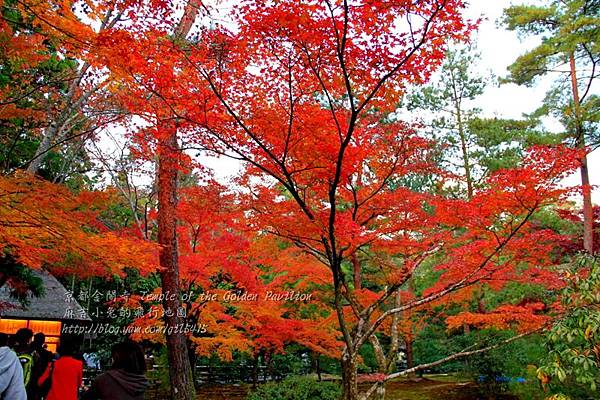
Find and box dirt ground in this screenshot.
[147,376,520,399]
[381,378,518,400]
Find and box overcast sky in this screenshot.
[466,0,547,119]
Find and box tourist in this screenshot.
[37,338,83,400]
[81,341,149,400]
[11,329,33,352]
[12,328,34,387]
[28,333,54,400]
[0,332,26,400]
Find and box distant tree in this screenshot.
[407,46,487,199]
[503,0,600,253]
[408,45,563,198]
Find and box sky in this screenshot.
[466,0,547,119]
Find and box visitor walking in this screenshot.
[28,333,54,400]
[37,338,83,400]
[0,332,26,400]
[81,341,149,400]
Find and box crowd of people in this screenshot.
[0,329,149,400]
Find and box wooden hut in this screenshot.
[0,270,91,352]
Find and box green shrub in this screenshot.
[270,352,306,378]
[246,376,340,400]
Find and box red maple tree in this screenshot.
[9,2,589,400]
[167,2,582,398]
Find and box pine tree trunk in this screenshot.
[569,53,594,253]
[455,104,473,199]
[580,157,594,252]
[157,123,195,400]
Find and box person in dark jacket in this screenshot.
[81,341,148,400]
[28,333,54,400]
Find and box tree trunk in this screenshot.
[341,351,358,400]
[368,333,390,400]
[580,157,594,253]
[455,104,473,199]
[316,354,322,381]
[569,52,594,254]
[155,5,201,399]
[157,123,195,400]
[310,351,322,381]
[264,352,271,382]
[405,337,416,380]
[26,122,58,174]
[266,351,276,381]
[252,354,259,387]
[376,384,386,400]
[187,339,198,388]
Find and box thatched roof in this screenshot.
[0,270,91,322]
